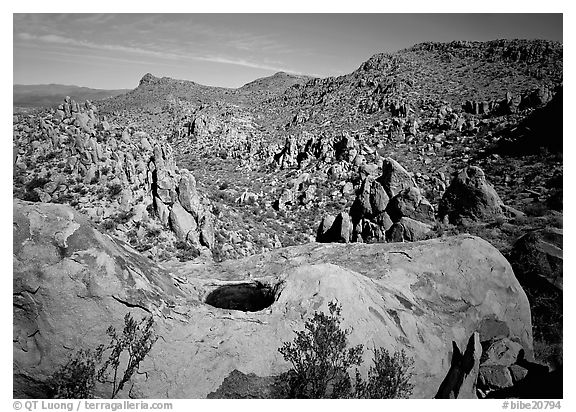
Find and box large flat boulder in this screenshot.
[14,199,532,399]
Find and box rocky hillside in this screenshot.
[265,39,562,131]
[236,71,315,102]
[13,39,563,399]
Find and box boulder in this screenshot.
[300,185,316,205]
[13,199,532,399]
[378,158,417,198]
[350,178,374,220]
[349,177,391,241]
[154,197,170,226]
[199,212,215,249]
[481,337,524,367]
[237,191,259,205]
[356,218,387,243]
[169,202,197,242]
[276,188,294,211]
[386,187,434,223]
[316,214,335,242]
[386,217,432,242]
[439,166,504,224]
[508,228,563,291]
[341,181,355,196]
[333,212,352,243]
[178,171,201,218]
[316,212,352,244]
[478,366,513,390]
[207,370,284,399]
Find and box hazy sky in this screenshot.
[13,14,562,89]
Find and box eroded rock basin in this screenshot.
[205,282,278,312]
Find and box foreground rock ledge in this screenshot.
[13,199,532,399]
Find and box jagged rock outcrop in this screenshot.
[439,166,505,224]
[348,176,391,242]
[14,199,533,399]
[275,187,295,211]
[171,103,267,166]
[272,131,371,173]
[463,86,555,116]
[322,158,434,244]
[435,333,482,399]
[149,142,214,250]
[13,97,215,259]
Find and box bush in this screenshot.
[278,301,363,398]
[174,240,200,261]
[98,313,158,398]
[146,226,162,238]
[49,347,104,399]
[113,210,135,225]
[278,301,414,399]
[50,313,157,399]
[100,220,116,231]
[108,183,123,197]
[354,348,414,398]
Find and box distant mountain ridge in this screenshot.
[13,84,129,109]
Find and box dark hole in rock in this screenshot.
[205,282,277,312]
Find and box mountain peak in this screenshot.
[139,73,160,86]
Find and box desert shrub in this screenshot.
[113,210,135,225]
[146,226,162,238]
[50,313,157,399]
[98,313,158,398]
[354,348,414,399]
[22,190,41,202]
[44,151,58,161]
[49,347,104,399]
[126,229,139,246]
[524,202,549,217]
[25,176,50,192]
[108,183,123,197]
[134,242,153,253]
[214,190,236,204]
[174,240,200,261]
[278,301,414,399]
[278,301,363,398]
[100,220,116,231]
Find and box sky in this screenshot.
[13,14,563,90]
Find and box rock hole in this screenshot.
[205,282,277,312]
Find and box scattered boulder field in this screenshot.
[13,39,563,398]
